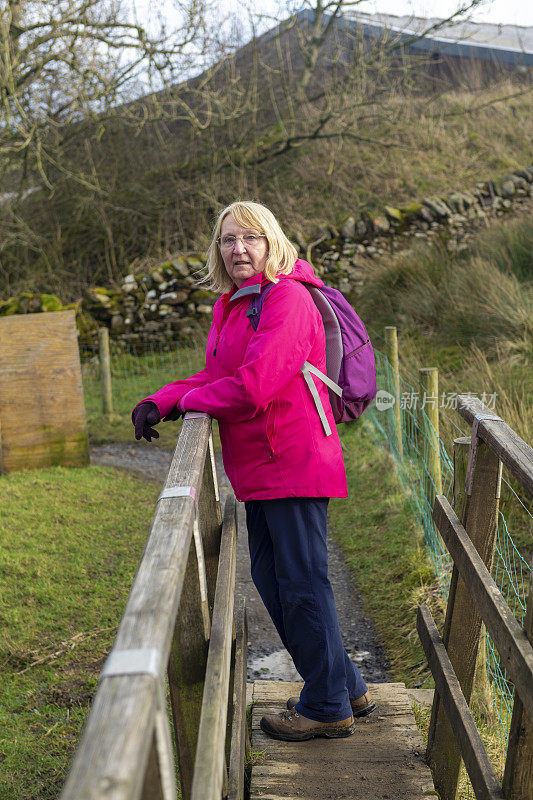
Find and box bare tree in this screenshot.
[0,0,529,297]
[0,0,215,192]
[233,0,501,165]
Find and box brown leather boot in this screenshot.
[260,708,355,741]
[287,692,376,718]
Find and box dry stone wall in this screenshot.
[1,166,532,346]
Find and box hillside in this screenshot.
[0,12,531,299]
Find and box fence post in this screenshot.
[384,326,403,458]
[453,437,493,722]
[419,367,442,503]
[503,566,533,800]
[427,436,502,800]
[98,327,113,417]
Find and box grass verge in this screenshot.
[0,465,160,800]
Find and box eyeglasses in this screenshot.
[217,233,267,250]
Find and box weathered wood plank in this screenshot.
[452,438,493,719]
[503,568,533,800]
[141,730,165,800]
[61,674,159,800]
[433,495,533,718]
[0,311,89,471]
[228,599,249,800]
[417,605,505,800]
[191,496,237,800]
[198,430,223,619]
[456,395,533,495]
[427,437,501,800]
[250,681,434,800]
[168,532,208,800]
[60,416,212,800]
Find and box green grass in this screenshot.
[329,418,446,687]
[0,466,160,799]
[361,214,532,361]
[81,341,206,447]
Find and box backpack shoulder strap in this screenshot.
[247,281,275,331]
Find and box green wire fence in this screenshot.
[79,329,531,747]
[366,335,531,746]
[80,339,207,418]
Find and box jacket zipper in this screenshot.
[213,330,221,356]
[266,401,277,458]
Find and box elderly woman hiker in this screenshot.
[132,200,375,742]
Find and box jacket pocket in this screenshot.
[266,400,278,457]
[346,339,371,359]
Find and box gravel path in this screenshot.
[91,442,390,684]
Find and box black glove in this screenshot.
[161,405,182,422]
[132,401,161,442]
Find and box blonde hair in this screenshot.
[202,201,298,293]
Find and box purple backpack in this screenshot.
[248,282,377,436]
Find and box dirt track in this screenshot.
[91,442,390,684]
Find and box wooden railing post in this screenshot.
[199,432,223,617]
[98,327,113,417]
[229,598,249,800]
[384,325,403,458]
[419,367,442,503]
[427,435,502,799]
[191,496,237,800]
[60,415,212,800]
[503,566,533,800]
[452,437,469,521]
[167,419,221,800]
[453,437,493,722]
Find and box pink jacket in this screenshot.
[141,259,347,502]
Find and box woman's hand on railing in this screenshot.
[132,401,161,442]
[162,406,182,422]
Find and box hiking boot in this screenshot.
[287,692,376,718]
[260,708,355,741]
[350,692,376,717]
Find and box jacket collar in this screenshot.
[226,272,268,304]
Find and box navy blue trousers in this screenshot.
[245,497,367,722]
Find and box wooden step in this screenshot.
[249,681,435,800]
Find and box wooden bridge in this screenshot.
[59,397,533,800]
[249,680,433,800]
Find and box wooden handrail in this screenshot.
[456,395,533,495]
[59,413,248,800]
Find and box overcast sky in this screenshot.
[131,0,533,31]
[350,0,531,26]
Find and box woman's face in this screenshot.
[219,214,268,288]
